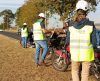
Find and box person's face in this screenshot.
[76,13,86,22]
[23,25,27,27]
[74,9,87,22]
[63,22,69,29]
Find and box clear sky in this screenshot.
[0,0,25,24]
[0,0,100,26]
[88,2,100,24]
[0,0,25,13]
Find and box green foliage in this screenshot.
[15,0,100,28]
[0,9,15,29]
[0,23,3,29]
[46,0,99,20]
[15,0,46,28]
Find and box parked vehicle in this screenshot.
[51,44,70,71]
[90,49,100,81]
[46,32,66,60]
[51,35,100,80]
[0,29,4,31]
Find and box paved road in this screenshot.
[0,31,21,40]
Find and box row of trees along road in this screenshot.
[0,9,14,29]
[15,0,100,29]
[0,0,100,29]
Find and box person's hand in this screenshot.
[51,30,55,34]
[42,29,46,33]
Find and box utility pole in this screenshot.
[45,0,47,28]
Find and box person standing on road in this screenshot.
[66,0,97,81]
[21,23,29,48]
[33,13,50,66]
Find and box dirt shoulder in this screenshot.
[0,35,96,81]
[0,35,71,81]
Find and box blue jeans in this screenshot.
[21,37,27,48]
[96,29,100,46]
[34,40,48,64]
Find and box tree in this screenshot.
[15,0,100,28]
[0,23,3,29]
[15,0,47,28]
[45,0,100,20]
[0,9,14,29]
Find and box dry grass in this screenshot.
[0,35,97,81]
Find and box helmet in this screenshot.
[76,0,89,11]
[38,13,45,18]
[23,23,27,25]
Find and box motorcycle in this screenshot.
[90,49,100,81]
[46,32,66,60]
[51,39,100,80]
[51,43,70,71]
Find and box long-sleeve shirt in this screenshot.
[66,18,97,48]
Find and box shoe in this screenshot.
[39,61,47,66]
[36,63,40,67]
[29,46,33,48]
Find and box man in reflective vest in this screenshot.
[21,23,28,48]
[66,0,97,81]
[33,13,49,66]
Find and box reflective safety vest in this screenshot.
[21,27,28,37]
[69,25,94,61]
[33,21,46,40]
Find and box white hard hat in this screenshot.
[38,13,45,18]
[76,0,89,11]
[23,23,27,25]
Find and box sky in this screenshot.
[0,0,25,13]
[88,2,100,24]
[0,0,100,27]
[0,0,25,25]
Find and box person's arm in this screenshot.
[40,21,53,33]
[91,24,97,49]
[65,29,70,45]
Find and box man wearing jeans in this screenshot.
[21,23,28,48]
[33,13,49,66]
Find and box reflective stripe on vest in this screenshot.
[33,22,45,40]
[21,27,28,37]
[69,25,94,61]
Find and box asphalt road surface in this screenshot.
[0,31,21,40]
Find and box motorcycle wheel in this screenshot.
[52,53,69,72]
[46,47,53,60]
[97,77,100,81]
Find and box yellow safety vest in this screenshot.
[33,22,46,40]
[69,25,94,61]
[21,27,28,37]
